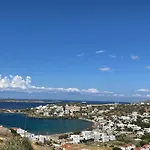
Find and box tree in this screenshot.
[10,129,19,136]
[73,131,81,135]
[140,140,147,147]
[45,139,52,146]
[59,134,69,139]
[113,147,121,150]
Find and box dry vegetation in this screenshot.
[66,144,112,150]
[32,143,52,150]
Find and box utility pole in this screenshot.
[24,115,27,137]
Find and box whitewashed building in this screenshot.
[17,128,27,137]
[120,144,136,150]
[70,135,80,144]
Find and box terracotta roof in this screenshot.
[11,127,18,131]
[143,144,150,148]
[61,143,72,149]
[121,146,126,148]
[121,144,136,148]
[134,148,140,150]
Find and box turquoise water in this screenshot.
[0,113,92,135]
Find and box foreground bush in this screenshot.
[0,137,33,150]
[113,147,121,150]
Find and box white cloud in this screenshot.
[98,67,111,72]
[97,94,105,96]
[0,75,32,90]
[131,55,139,60]
[119,94,124,97]
[81,88,113,94]
[113,94,124,97]
[137,89,149,92]
[82,88,99,94]
[145,66,150,69]
[100,91,114,94]
[77,53,84,57]
[109,55,116,58]
[0,75,114,96]
[96,50,105,54]
[132,94,142,97]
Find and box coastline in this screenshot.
[78,117,97,127]
[0,111,94,136]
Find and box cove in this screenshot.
[0,113,92,135]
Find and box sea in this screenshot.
[0,100,129,109]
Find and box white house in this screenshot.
[92,131,101,142]
[17,128,27,137]
[144,128,150,133]
[35,135,46,143]
[70,135,80,144]
[44,112,49,116]
[109,135,116,141]
[120,144,136,150]
[101,135,109,142]
[81,131,94,140]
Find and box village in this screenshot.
[1,102,150,150]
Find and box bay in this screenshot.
[0,113,92,135]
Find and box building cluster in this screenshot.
[34,104,81,117]
[14,128,116,145]
[31,103,113,119]
[112,111,150,136]
[120,144,150,150]
[70,130,115,144]
[18,102,150,148]
[14,128,49,144]
[28,103,150,138]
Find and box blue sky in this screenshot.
[0,0,150,101]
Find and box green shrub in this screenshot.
[139,140,147,147]
[10,129,19,136]
[58,134,68,139]
[113,147,121,150]
[72,131,81,135]
[0,137,33,150]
